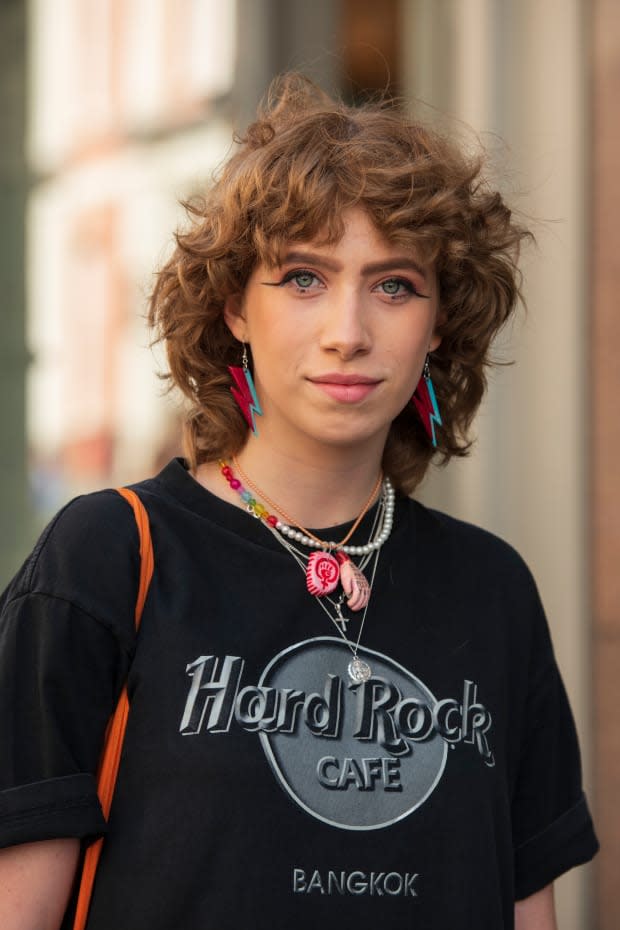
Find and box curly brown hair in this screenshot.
[149,73,531,493]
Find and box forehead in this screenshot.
[265,207,436,271]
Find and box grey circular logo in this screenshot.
[258,637,447,830]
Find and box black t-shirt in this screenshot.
[0,459,598,929]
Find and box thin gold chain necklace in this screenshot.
[231,455,382,550]
[220,459,395,620]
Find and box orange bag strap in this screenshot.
[72,488,154,930]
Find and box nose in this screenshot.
[318,287,371,359]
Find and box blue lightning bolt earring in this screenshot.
[412,357,442,447]
[228,343,263,436]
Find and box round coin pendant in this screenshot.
[348,657,372,683]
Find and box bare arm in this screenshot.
[0,839,80,930]
[515,883,558,930]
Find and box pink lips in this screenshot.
[309,373,381,404]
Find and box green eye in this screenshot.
[279,269,320,289]
[294,271,315,289]
[377,278,419,298]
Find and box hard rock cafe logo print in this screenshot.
[179,637,495,830]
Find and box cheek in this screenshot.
[390,339,428,394]
[387,333,428,368]
[253,345,300,394]
[256,317,304,355]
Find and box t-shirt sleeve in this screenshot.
[0,491,140,848]
[511,581,599,899]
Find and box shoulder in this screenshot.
[401,496,546,636]
[408,497,534,580]
[400,497,555,669]
[1,487,151,643]
[24,490,140,593]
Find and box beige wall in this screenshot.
[403,2,592,927]
[591,1,620,926]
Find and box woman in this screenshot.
[0,75,598,929]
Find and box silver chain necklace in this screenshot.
[262,489,387,682]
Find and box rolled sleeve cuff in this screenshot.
[514,793,599,900]
[0,773,107,848]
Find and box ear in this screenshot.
[223,294,247,342]
[428,305,445,353]
[429,330,442,352]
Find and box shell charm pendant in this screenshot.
[306,551,340,596]
[335,552,371,611]
[348,657,372,683]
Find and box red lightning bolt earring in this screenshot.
[228,343,263,435]
[412,357,442,447]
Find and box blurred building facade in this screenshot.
[1,0,618,927]
[26,0,237,502]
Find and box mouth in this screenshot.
[308,373,382,404]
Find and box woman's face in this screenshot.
[224,207,441,460]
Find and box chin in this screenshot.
[309,421,389,451]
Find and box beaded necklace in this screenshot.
[219,460,395,612]
[221,459,395,556]
[219,458,389,683]
[232,455,382,550]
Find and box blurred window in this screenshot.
[341,0,401,102]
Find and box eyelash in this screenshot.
[277,269,427,299]
[376,277,419,299]
[278,269,322,290]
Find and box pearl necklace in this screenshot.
[276,482,394,556]
[220,460,395,612]
[231,455,388,552]
[227,456,395,556]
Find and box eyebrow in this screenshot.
[279,250,430,283]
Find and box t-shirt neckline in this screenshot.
[151,457,404,552]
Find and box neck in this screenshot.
[236,441,384,529]
[196,434,387,530]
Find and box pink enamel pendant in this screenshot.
[335,552,371,611]
[306,551,340,596]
